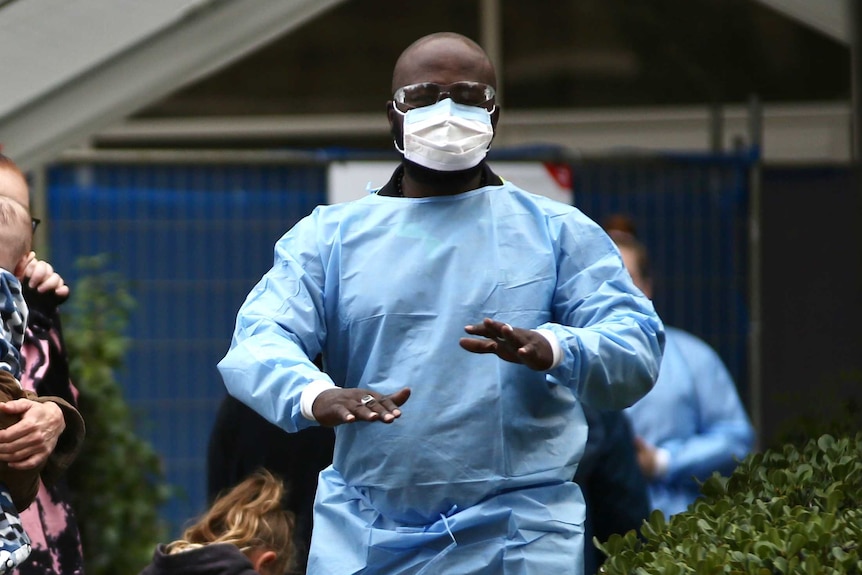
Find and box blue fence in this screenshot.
[571,153,752,405]
[47,161,327,534]
[44,150,753,536]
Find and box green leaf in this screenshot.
[787,532,807,556]
[65,256,172,575]
[599,432,862,574]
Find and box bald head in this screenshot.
[392,32,496,93]
[0,195,32,273]
[0,155,29,208]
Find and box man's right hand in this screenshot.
[312,387,411,427]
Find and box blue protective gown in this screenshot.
[218,173,664,575]
[624,326,754,517]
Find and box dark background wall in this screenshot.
[760,166,862,447]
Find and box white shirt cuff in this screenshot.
[300,379,337,421]
[533,329,563,369]
[654,447,671,478]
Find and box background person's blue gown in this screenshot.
[218,176,664,575]
[625,326,754,517]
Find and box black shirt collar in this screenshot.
[376,163,503,197]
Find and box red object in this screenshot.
[543,163,572,190]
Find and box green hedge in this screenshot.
[598,434,862,574]
[64,255,173,575]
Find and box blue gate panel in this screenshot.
[571,155,750,403]
[47,162,327,535]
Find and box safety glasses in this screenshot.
[393,81,495,110]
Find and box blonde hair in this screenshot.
[166,469,295,574]
[0,195,31,272]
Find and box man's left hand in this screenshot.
[0,399,65,469]
[460,317,554,371]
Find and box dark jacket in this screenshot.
[139,543,257,575]
[574,406,651,575]
[16,282,87,575]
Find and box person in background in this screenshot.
[218,32,664,575]
[0,154,87,574]
[604,214,755,518]
[140,469,295,575]
[207,393,334,574]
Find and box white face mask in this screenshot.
[393,98,495,172]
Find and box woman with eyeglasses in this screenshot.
[0,155,86,575]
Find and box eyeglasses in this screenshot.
[31,217,40,233]
[393,82,495,110]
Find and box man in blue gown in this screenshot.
[218,32,665,575]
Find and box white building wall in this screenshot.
[496,102,851,163]
[91,101,852,164]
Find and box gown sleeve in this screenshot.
[659,337,754,483]
[539,213,665,410]
[218,211,331,432]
